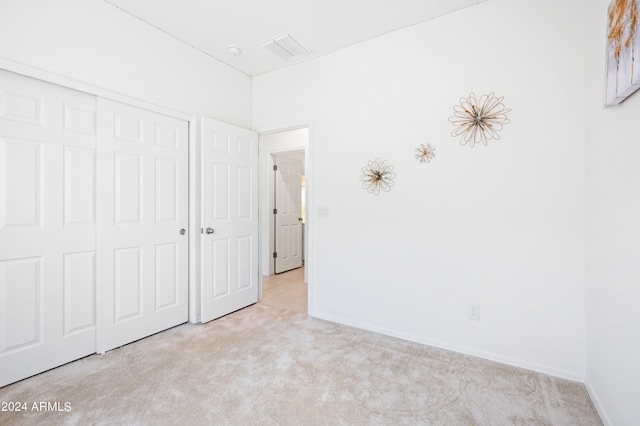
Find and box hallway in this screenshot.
[260,267,307,314]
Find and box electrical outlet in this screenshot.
[468,305,480,321]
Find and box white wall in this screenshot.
[585,1,640,424]
[254,0,587,380]
[0,0,251,127]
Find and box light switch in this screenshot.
[316,206,330,218]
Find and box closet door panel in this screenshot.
[97,98,188,353]
[0,69,96,387]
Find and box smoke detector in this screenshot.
[260,34,310,60]
[228,45,241,56]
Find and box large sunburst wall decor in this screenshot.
[415,143,436,163]
[360,158,396,195]
[449,92,511,147]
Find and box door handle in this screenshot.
[205,227,215,234]
[180,229,186,235]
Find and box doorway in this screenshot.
[261,267,307,314]
[259,126,310,312]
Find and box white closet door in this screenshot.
[200,117,259,323]
[96,98,188,353]
[0,69,97,387]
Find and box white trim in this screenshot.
[0,57,192,121]
[585,378,612,426]
[188,115,201,323]
[312,310,587,383]
[257,119,314,314]
[254,118,314,135]
[259,123,310,135]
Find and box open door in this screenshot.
[273,154,303,274]
[200,117,259,323]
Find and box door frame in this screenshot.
[256,120,314,314]
[0,58,201,324]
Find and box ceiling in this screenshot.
[104,0,486,76]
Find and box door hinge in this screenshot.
[273,165,278,171]
[273,208,277,214]
[273,252,278,258]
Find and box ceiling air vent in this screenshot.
[260,34,310,60]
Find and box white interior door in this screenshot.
[96,98,188,353]
[200,117,258,323]
[0,69,97,386]
[274,155,303,274]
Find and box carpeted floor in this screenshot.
[0,303,601,425]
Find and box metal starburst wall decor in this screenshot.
[360,158,396,195]
[449,92,511,147]
[415,143,436,163]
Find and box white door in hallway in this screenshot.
[274,155,303,274]
[96,98,188,353]
[0,69,97,386]
[200,117,259,323]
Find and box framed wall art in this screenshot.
[605,0,640,106]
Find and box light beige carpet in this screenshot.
[0,304,601,425]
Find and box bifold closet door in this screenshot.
[0,69,97,387]
[96,98,188,353]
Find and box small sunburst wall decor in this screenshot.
[449,92,511,147]
[415,143,436,163]
[360,158,395,195]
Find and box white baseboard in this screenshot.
[585,378,612,426]
[310,310,584,383]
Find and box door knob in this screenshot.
[206,227,215,234]
[180,229,186,235]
